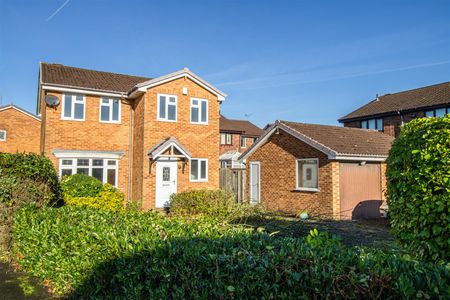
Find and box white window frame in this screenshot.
[157,93,177,122]
[190,98,208,125]
[220,133,232,145]
[61,93,86,121]
[295,158,319,192]
[241,135,247,148]
[190,158,208,182]
[0,130,6,142]
[99,98,121,123]
[58,158,119,187]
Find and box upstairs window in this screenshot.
[191,98,208,124]
[158,94,177,122]
[100,98,120,123]
[62,94,85,121]
[361,118,383,131]
[241,135,247,147]
[425,107,450,118]
[190,158,208,182]
[0,130,6,142]
[220,133,232,145]
[296,159,319,191]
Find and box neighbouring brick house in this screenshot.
[0,105,41,153]
[339,81,450,137]
[219,115,262,168]
[239,120,394,220]
[38,63,226,209]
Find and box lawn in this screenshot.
[244,214,396,250]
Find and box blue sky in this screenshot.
[0,0,449,127]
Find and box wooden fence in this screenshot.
[219,168,246,202]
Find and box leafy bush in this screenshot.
[0,152,61,204]
[65,184,124,212]
[386,116,450,261]
[61,174,103,197]
[12,206,449,298]
[170,189,261,222]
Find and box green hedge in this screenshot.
[0,152,61,204]
[12,206,450,298]
[386,116,450,261]
[61,174,104,197]
[170,189,262,222]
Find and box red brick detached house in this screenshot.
[0,105,41,153]
[240,121,394,220]
[339,81,450,137]
[219,115,262,168]
[37,63,226,209]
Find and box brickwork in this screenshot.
[380,162,387,200]
[246,130,334,217]
[40,91,132,197]
[139,77,220,210]
[0,107,41,153]
[219,133,256,155]
[331,161,340,219]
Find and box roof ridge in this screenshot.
[41,62,152,80]
[379,81,450,99]
[279,120,385,134]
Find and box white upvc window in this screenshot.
[220,133,232,145]
[100,98,121,123]
[62,94,85,121]
[240,135,247,147]
[0,130,6,142]
[190,98,208,124]
[296,158,319,191]
[190,158,208,182]
[157,94,177,122]
[59,158,118,187]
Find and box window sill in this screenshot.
[191,122,209,125]
[157,119,177,123]
[99,120,122,124]
[60,118,85,122]
[294,188,320,193]
[190,179,208,183]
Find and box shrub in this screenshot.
[65,184,125,212]
[169,189,261,222]
[386,116,450,261]
[12,206,450,298]
[0,152,61,204]
[61,174,103,197]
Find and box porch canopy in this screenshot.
[147,137,192,160]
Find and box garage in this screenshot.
[339,162,382,220]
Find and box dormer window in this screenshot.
[157,94,177,122]
[62,94,85,121]
[100,98,121,123]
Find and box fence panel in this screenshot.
[219,168,246,202]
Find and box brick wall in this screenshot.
[246,130,334,217]
[0,108,41,153]
[139,77,221,210]
[219,133,256,155]
[41,92,132,197]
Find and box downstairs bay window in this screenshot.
[59,158,118,186]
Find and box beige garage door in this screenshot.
[339,163,382,220]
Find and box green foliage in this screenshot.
[386,116,450,261]
[169,189,262,222]
[0,152,61,204]
[61,174,103,197]
[12,205,450,298]
[65,184,125,212]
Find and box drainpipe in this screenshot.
[127,97,133,207]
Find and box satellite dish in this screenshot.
[45,95,60,107]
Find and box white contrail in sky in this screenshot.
[46,0,71,21]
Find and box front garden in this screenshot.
[1,115,450,299]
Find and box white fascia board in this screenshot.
[53,150,125,159]
[0,105,41,121]
[331,155,387,162]
[135,69,227,101]
[151,142,192,160]
[42,85,127,98]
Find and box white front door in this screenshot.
[155,161,178,208]
[249,162,260,204]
